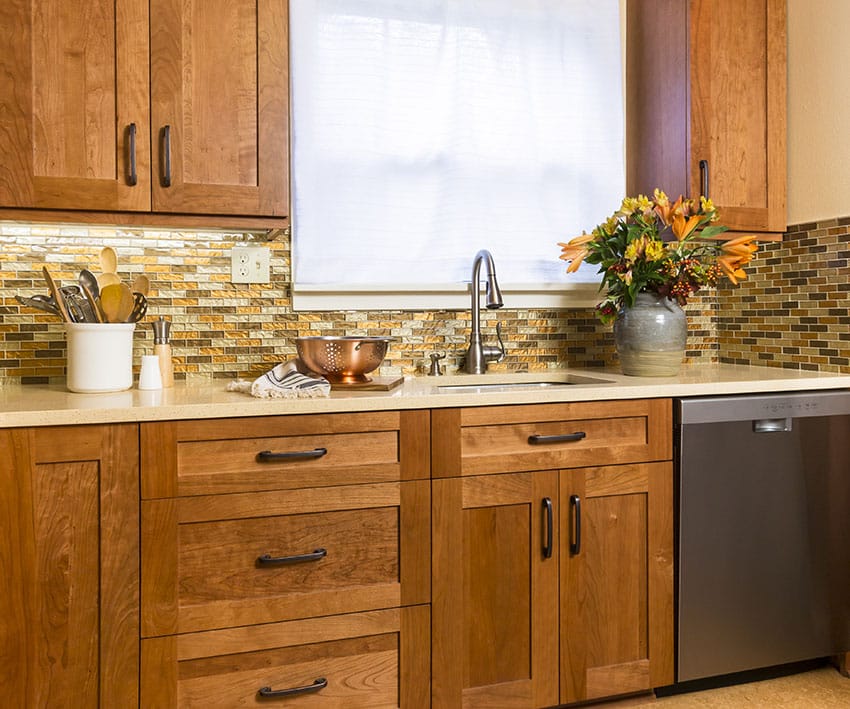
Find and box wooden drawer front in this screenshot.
[175,430,399,496]
[142,607,430,708]
[179,507,398,603]
[142,481,430,636]
[141,410,430,498]
[432,399,672,476]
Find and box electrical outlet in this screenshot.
[231,246,270,284]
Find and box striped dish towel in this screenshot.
[227,359,331,399]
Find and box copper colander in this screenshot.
[296,336,394,384]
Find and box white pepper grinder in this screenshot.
[152,316,174,387]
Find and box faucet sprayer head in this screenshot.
[485,275,503,309]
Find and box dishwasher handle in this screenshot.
[753,418,793,433]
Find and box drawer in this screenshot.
[432,399,672,476]
[141,606,430,708]
[142,480,430,636]
[141,410,429,497]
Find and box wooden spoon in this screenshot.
[97,247,120,289]
[131,274,150,297]
[100,283,134,324]
[99,246,118,275]
[96,272,121,289]
[42,266,72,322]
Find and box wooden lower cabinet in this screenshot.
[0,424,139,708]
[140,411,432,707]
[560,463,674,704]
[431,401,674,708]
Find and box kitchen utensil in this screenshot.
[41,266,72,322]
[80,281,104,323]
[79,268,100,299]
[295,336,394,384]
[98,247,120,289]
[131,274,150,297]
[100,283,134,323]
[15,294,60,316]
[97,271,121,289]
[127,292,148,323]
[99,246,118,275]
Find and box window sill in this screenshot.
[291,282,602,312]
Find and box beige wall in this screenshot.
[787,0,850,224]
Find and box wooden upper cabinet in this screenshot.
[0,0,288,224]
[150,0,289,216]
[627,0,787,237]
[0,0,151,211]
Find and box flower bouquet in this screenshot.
[559,189,758,324]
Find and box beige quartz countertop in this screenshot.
[2,363,850,428]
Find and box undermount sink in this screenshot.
[436,374,614,392]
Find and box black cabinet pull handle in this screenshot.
[699,158,709,199]
[257,548,327,566]
[126,123,137,186]
[542,497,554,559]
[161,125,172,187]
[256,447,328,462]
[258,677,327,699]
[528,432,586,445]
[569,494,581,555]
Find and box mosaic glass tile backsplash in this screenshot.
[3,217,844,385]
[716,217,850,372]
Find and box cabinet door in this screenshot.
[626,0,786,235]
[688,0,786,233]
[0,424,140,707]
[0,0,151,211]
[560,463,674,704]
[150,0,289,216]
[432,472,559,709]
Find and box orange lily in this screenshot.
[558,234,594,273]
[672,213,701,241]
[717,255,748,285]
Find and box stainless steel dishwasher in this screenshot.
[676,391,850,682]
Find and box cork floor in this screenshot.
[593,667,850,708]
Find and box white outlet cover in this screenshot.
[231,246,270,284]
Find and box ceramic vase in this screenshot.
[613,292,687,376]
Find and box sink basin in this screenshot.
[436,374,614,392]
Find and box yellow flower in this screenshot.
[645,239,665,260]
[624,237,644,263]
[619,197,639,215]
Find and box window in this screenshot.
[290,0,624,310]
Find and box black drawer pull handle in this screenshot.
[258,677,327,699]
[699,158,709,199]
[256,447,328,462]
[257,548,327,566]
[569,494,582,555]
[542,497,554,559]
[528,432,586,445]
[126,123,137,186]
[160,124,172,187]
